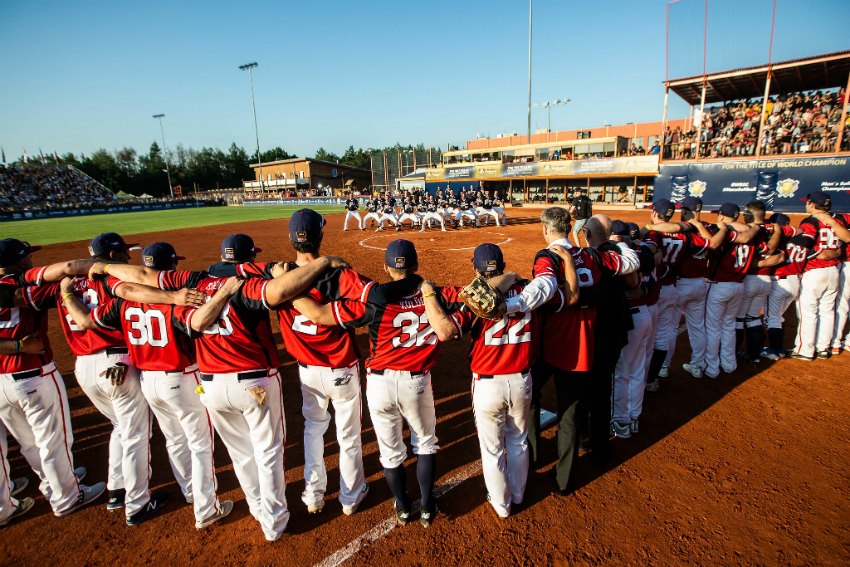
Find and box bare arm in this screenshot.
[0,334,45,355]
[549,245,580,307]
[291,295,338,326]
[814,213,850,243]
[40,259,100,282]
[191,277,243,332]
[89,262,161,287]
[765,224,782,255]
[60,278,99,331]
[264,256,349,307]
[115,281,205,307]
[731,223,762,244]
[489,272,520,295]
[758,251,785,268]
[645,221,688,235]
[420,281,457,341]
[816,249,842,261]
[705,221,728,250]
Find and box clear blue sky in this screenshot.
[2,0,847,160]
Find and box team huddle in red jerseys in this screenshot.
[0,196,847,536]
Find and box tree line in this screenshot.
[5,142,432,197]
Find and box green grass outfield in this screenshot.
[2,205,343,246]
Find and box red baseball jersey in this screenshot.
[330,287,465,372]
[755,225,799,276]
[644,231,710,284]
[159,271,279,374]
[799,215,847,270]
[708,228,769,283]
[530,246,621,371]
[838,214,850,261]
[773,234,816,277]
[0,281,55,373]
[91,298,196,372]
[454,282,540,375]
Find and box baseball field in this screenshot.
[1,207,848,566]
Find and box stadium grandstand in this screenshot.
[0,165,114,211]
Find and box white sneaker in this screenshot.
[307,499,325,514]
[54,482,107,517]
[682,363,703,378]
[342,483,370,516]
[10,477,28,497]
[658,366,669,378]
[195,500,233,529]
[610,420,632,439]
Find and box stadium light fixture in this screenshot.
[532,99,571,141]
[527,0,532,144]
[152,114,173,198]
[239,62,265,194]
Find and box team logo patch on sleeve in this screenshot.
[395,257,406,268]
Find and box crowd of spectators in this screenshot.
[663,88,849,160]
[0,165,115,211]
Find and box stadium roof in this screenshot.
[666,50,850,106]
[250,157,371,173]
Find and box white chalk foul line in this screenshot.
[358,231,512,252]
[313,459,483,567]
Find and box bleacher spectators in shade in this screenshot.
[0,166,115,211]
[664,87,848,160]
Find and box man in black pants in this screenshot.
[569,189,593,246]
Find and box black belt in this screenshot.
[105,347,128,356]
[11,368,41,381]
[477,368,530,379]
[774,275,792,280]
[298,361,352,372]
[628,307,641,315]
[369,369,424,378]
[200,369,269,382]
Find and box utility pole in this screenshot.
[239,62,264,193]
[527,0,533,144]
[152,114,173,198]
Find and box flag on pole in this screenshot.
[22,148,27,163]
[53,149,60,164]
[39,148,46,165]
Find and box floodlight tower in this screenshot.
[239,62,264,193]
[533,99,571,141]
[152,114,173,198]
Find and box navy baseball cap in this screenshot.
[142,242,186,270]
[802,191,831,207]
[385,239,417,269]
[680,196,703,212]
[472,243,504,273]
[0,238,41,268]
[627,222,640,240]
[768,213,791,226]
[718,203,740,218]
[289,209,326,243]
[221,234,261,261]
[652,199,675,217]
[611,220,630,236]
[89,233,139,257]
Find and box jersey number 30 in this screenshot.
[125,307,169,347]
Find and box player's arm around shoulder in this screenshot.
[60,277,99,331]
[291,295,337,326]
[264,256,350,307]
[421,281,458,342]
[88,262,160,287]
[190,277,243,332]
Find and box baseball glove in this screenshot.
[100,363,129,387]
[459,275,505,320]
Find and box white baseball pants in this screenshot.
[476,208,501,226]
[643,304,659,381]
[365,369,438,469]
[704,281,744,377]
[612,306,652,423]
[0,420,18,524]
[199,369,288,541]
[362,212,381,227]
[493,206,506,221]
[794,266,840,358]
[471,372,531,518]
[398,213,420,227]
[343,211,362,230]
[421,212,446,230]
[653,284,679,351]
[140,366,220,523]
[736,275,772,329]
[0,362,80,516]
[378,213,399,228]
[665,277,707,368]
[454,210,478,227]
[765,276,800,329]
[299,362,366,508]
[75,351,151,516]
[831,261,850,349]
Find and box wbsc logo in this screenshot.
[776,179,799,198]
[687,180,707,198]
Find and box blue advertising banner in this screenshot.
[0,201,212,222]
[654,156,850,212]
[242,197,367,207]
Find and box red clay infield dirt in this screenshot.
[1,208,848,566]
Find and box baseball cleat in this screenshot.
[645,379,659,392]
[787,352,814,361]
[360,227,366,231]
[658,366,669,378]
[375,226,383,232]
[760,348,782,361]
[831,348,842,355]
[630,419,639,434]
[845,343,850,353]
[741,353,760,366]
[10,477,28,498]
[342,484,369,516]
[420,500,439,528]
[393,498,411,526]
[195,500,233,529]
[485,494,509,520]
[306,499,325,514]
[610,420,631,439]
[126,490,171,526]
[816,350,831,360]
[55,482,107,517]
[682,363,703,378]
[395,225,401,232]
[343,228,348,231]
[106,488,126,511]
[0,497,34,527]
[578,434,591,455]
[74,467,86,482]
